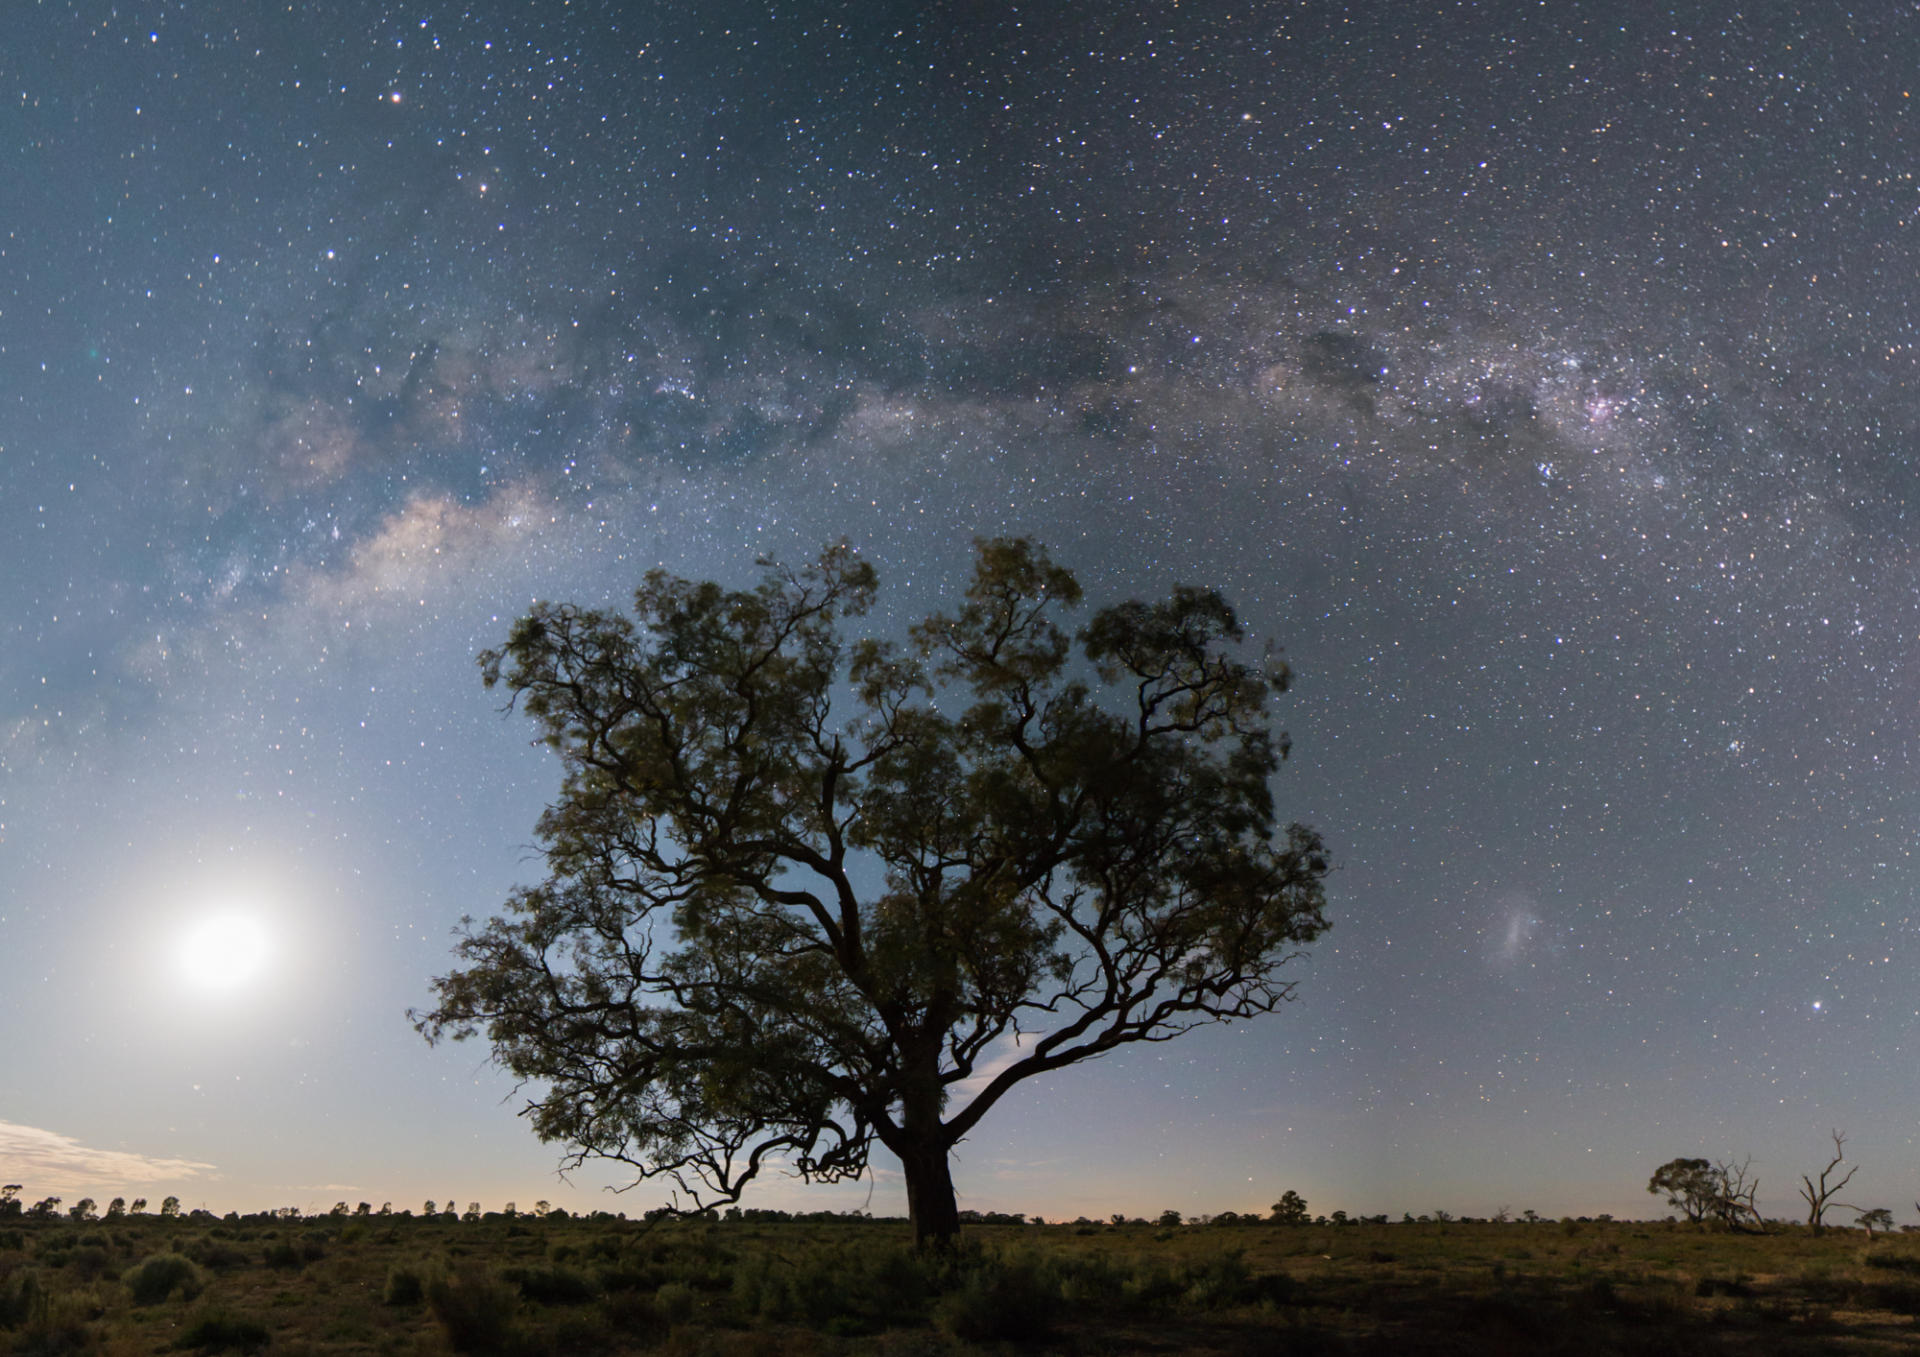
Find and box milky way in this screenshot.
[6,2,1920,1219]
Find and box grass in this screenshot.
[3,1212,1920,1353]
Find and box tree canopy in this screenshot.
[415,537,1330,1245]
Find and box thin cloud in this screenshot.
[0,1122,215,1192]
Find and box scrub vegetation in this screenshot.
[5,1207,1920,1354]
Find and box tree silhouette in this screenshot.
[416,538,1330,1246]
[1271,1191,1309,1225]
[1647,1158,1719,1224]
[1798,1129,1860,1234]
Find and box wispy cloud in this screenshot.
[0,1122,215,1192]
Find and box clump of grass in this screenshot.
[173,1311,272,1353]
[426,1266,521,1355]
[125,1252,203,1305]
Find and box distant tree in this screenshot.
[502,1203,517,1218]
[415,539,1330,1247]
[329,1202,349,1218]
[463,1203,481,1223]
[1712,1157,1765,1232]
[423,1201,437,1217]
[1271,1191,1309,1225]
[1110,1213,1127,1226]
[533,1201,552,1218]
[159,1196,180,1218]
[1522,1209,1540,1224]
[1799,1130,1861,1234]
[378,1203,392,1216]
[1491,1205,1512,1224]
[27,1197,61,1220]
[355,1202,372,1217]
[0,1186,19,1220]
[1648,1158,1721,1224]
[1157,1210,1184,1228]
[1858,1207,1895,1238]
[68,1198,97,1222]
[1330,1210,1349,1226]
[130,1198,148,1215]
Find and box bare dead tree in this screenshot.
[1798,1129,1860,1234]
[1711,1156,1766,1232]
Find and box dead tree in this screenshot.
[1798,1130,1860,1234]
[1712,1156,1766,1232]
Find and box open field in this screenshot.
[7,1211,1920,1354]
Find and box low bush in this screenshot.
[173,1311,271,1352]
[0,1268,42,1329]
[500,1264,599,1306]
[382,1266,424,1306]
[125,1252,203,1306]
[426,1266,521,1355]
[937,1251,1062,1342]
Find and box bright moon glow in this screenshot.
[179,915,270,990]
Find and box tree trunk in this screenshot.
[900,1139,961,1249]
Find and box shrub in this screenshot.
[426,1266,521,1355]
[654,1280,696,1325]
[0,1268,42,1329]
[1865,1249,1920,1274]
[603,1290,668,1340]
[126,1253,203,1306]
[500,1265,599,1306]
[383,1267,424,1306]
[938,1253,1062,1342]
[173,1312,272,1352]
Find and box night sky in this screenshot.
[6,0,1920,1224]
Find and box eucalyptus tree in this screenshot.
[416,538,1330,1246]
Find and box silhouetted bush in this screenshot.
[173,1311,272,1352]
[0,1268,41,1329]
[383,1266,424,1306]
[602,1289,667,1340]
[187,1240,250,1272]
[125,1252,203,1306]
[937,1252,1063,1341]
[654,1280,696,1325]
[500,1264,598,1306]
[426,1266,520,1354]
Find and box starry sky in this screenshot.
[6,0,1920,1224]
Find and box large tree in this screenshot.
[415,538,1330,1246]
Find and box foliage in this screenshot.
[416,538,1330,1244]
[382,1266,424,1306]
[936,1249,1063,1341]
[1648,1159,1719,1224]
[1271,1190,1309,1225]
[425,1265,521,1355]
[0,1268,41,1330]
[172,1311,271,1352]
[125,1253,203,1306]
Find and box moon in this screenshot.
[178,914,271,991]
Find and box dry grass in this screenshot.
[2,1213,1919,1354]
